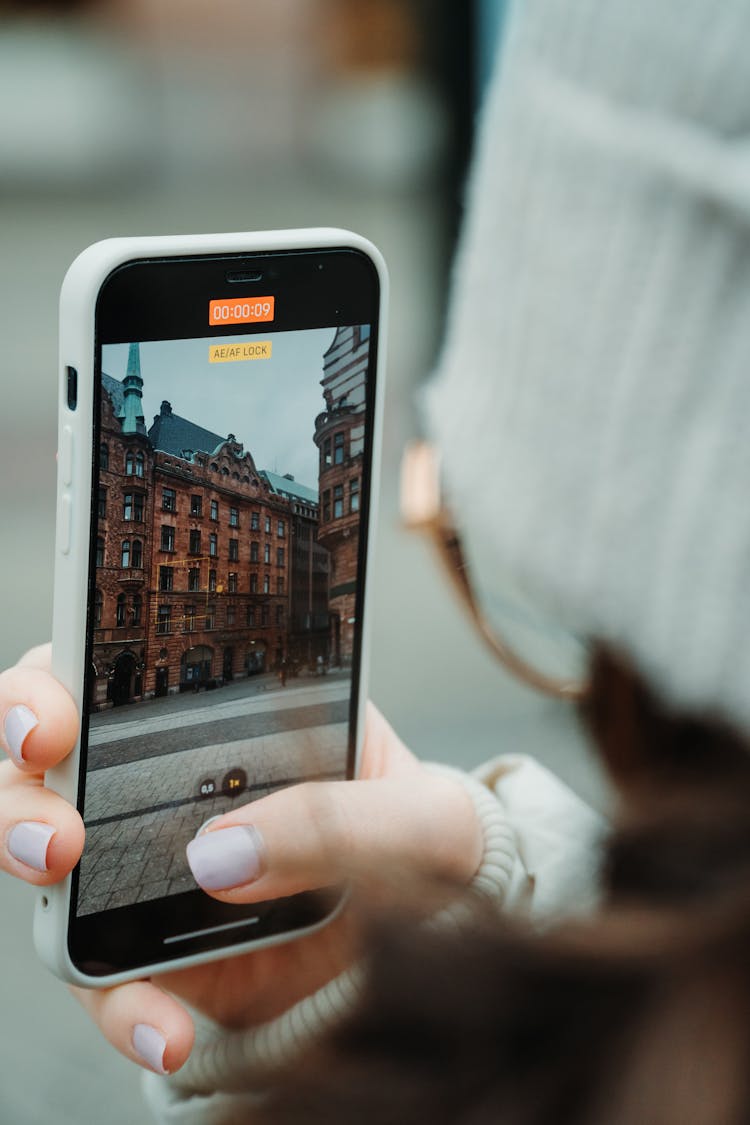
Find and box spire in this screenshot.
[119,342,147,435]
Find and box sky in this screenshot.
[102,326,338,489]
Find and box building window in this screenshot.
[159,566,174,592]
[246,605,255,627]
[250,541,259,563]
[263,575,270,594]
[205,605,216,630]
[184,604,195,631]
[322,437,331,467]
[250,573,258,593]
[209,533,218,557]
[277,577,284,595]
[277,520,285,538]
[276,605,284,626]
[96,537,104,567]
[228,572,238,593]
[188,567,200,592]
[99,443,109,470]
[189,529,201,555]
[131,539,143,568]
[251,511,259,531]
[334,432,345,465]
[350,477,360,513]
[162,488,176,512]
[126,450,145,477]
[227,604,235,626]
[190,494,203,517]
[208,569,217,592]
[94,589,103,628]
[276,547,285,567]
[264,543,270,565]
[323,490,331,522]
[261,605,270,627]
[333,484,344,518]
[161,525,175,552]
[121,540,131,568]
[229,538,239,562]
[229,506,239,527]
[98,487,107,519]
[210,499,219,521]
[265,515,271,534]
[116,593,126,627]
[123,492,144,521]
[131,594,142,627]
[157,604,172,634]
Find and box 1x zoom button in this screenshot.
[59,494,72,555]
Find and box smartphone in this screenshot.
[34,229,387,986]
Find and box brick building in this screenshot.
[261,470,329,667]
[92,343,324,710]
[92,346,153,709]
[313,325,369,664]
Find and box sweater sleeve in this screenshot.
[472,754,606,921]
[142,755,606,1123]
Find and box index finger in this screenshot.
[186,772,483,905]
[0,662,79,773]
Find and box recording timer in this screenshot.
[209,296,275,326]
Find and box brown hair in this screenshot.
[260,647,750,1124]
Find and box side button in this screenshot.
[59,495,72,555]
[60,426,73,487]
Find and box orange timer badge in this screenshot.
[209,296,275,326]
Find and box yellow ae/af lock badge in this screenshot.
[209,341,272,363]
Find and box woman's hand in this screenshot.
[0,644,482,1075]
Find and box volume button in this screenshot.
[60,494,72,555]
[60,426,73,486]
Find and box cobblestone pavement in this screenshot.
[87,669,349,728]
[76,678,353,916]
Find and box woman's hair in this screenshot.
[261,646,750,1125]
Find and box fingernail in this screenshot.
[132,1024,168,1075]
[7,822,56,872]
[4,704,39,764]
[186,825,265,891]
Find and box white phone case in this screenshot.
[34,228,388,987]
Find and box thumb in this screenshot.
[185,773,483,905]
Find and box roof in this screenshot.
[260,469,318,504]
[101,372,125,416]
[148,402,226,458]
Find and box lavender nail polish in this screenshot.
[186,825,264,891]
[7,821,56,872]
[132,1024,168,1074]
[4,704,38,764]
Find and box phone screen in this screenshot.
[68,248,380,974]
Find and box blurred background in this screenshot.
[0,2,606,1121]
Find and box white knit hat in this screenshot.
[424,0,750,730]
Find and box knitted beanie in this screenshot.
[423,0,750,730]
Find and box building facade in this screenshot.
[91,346,321,710]
[261,470,330,668]
[313,324,369,664]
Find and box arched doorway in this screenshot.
[222,646,234,682]
[181,645,213,689]
[111,652,136,706]
[245,641,266,675]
